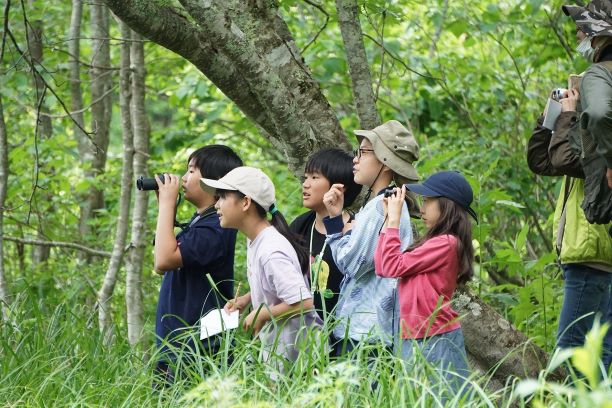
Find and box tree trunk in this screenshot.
[335,0,381,129]
[104,0,558,378]
[81,1,112,240]
[27,4,51,265]
[68,0,94,257]
[456,287,564,382]
[69,0,87,156]
[97,19,134,339]
[125,31,149,347]
[0,96,9,313]
[103,0,350,173]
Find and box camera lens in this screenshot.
[136,174,165,191]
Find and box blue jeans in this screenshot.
[557,263,612,372]
[399,328,470,393]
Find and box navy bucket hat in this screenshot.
[404,171,478,223]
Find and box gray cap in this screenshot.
[200,166,276,211]
[354,120,420,182]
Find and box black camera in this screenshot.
[383,187,397,198]
[136,174,165,191]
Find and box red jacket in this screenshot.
[374,229,461,339]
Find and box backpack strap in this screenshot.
[556,177,574,257]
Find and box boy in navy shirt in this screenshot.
[153,145,242,381]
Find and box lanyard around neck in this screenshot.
[309,217,328,292]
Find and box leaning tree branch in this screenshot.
[3,236,112,257]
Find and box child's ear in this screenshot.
[242,196,252,212]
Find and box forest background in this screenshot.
[0,0,608,406]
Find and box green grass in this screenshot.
[1,297,610,407]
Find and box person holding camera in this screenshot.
[564,0,612,224]
[527,83,612,372]
[321,120,419,354]
[153,145,242,382]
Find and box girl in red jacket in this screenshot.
[374,171,476,390]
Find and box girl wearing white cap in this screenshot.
[201,166,321,369]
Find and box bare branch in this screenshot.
[300,0,329,53]
[362,33,438,80]
[4,27,100,150]
[3,236,112,257]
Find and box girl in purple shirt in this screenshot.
[201,166,321,370]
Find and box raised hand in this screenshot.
[560,88,579,112]
[386,186,406,228]
[156,173,180,204]
[323,183,345,218]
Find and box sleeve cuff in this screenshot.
[283,287,312,304]
[323,215,344,235]
[386,227,400,237]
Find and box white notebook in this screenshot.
[200,308,239,340]
[542,98,562,130]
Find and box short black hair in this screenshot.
[304,148,361,207]
[188,145,243,180]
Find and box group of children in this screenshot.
[153,120,477,389]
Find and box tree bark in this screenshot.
[27,2,51,264]
[97,19,134,338]
[102,0,349,173]
[81,1,112,240]
[0,96,9,313]
[335,0,381,129]
[69,0,87,156]
[456,287,564,382]
[125,31,148,347]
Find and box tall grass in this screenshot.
[1,297,609,407]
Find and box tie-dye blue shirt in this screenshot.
[324,193,413,345]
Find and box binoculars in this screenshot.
[136,174,165,191]
[383,187,398,198]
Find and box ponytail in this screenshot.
[271,212,309,275]
[252,201,309,274]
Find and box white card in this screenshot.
[200,308,239,340]
[543,98,562,130]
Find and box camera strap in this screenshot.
[177,204,217,230]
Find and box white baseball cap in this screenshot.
[200,166,276,211]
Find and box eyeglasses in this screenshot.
[353,147,375,159]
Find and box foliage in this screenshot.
[0,0,608,404]
[2,299,610,407]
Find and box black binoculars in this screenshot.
[136,174,165,191]
[383,187,398,198]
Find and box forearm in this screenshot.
[258,298,314,322]
[527,116,558,176]
[374,229,407,278]
[154,201,180,272]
